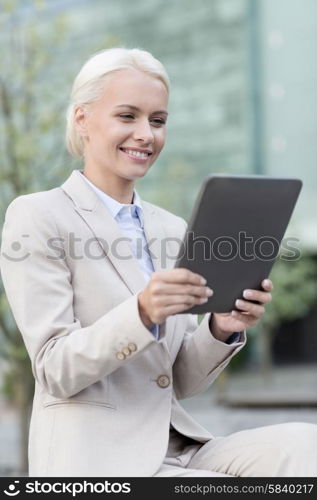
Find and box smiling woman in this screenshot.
[72,68,168,202]
[1,47,317,478]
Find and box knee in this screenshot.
[274,422,317,463]
[279,422,317,444]
[276,422,317,476]
[256,422,317,457]
[257,423,317,476]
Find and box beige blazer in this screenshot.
[0,170,245,477]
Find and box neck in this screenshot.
[82,168,135,204]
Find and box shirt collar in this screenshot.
[131,190,144,228]
[80,171,144,228]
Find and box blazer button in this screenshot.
[122,346,130,356]
[116,352,125,361]
[128,343,137,352]
[157,375,170,388]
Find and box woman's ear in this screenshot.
[74,106,89,138]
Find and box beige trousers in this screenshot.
[154,423,317,477]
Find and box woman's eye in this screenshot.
[151,118,166,127]
[118,114,166,126]
[119,114,134,119]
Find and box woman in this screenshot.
[1,47,317,477]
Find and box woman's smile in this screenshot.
[119,146,153,162]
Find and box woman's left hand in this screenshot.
[210,279,273,342]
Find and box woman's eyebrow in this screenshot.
[115,104,168,116]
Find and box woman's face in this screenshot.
[77,69,168,182]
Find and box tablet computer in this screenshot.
[174,174,302,314]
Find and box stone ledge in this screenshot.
[215,365,317,408]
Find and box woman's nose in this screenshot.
[133,119,154,143]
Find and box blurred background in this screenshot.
[0,0,316,476]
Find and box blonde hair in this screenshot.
[66,47,170,158]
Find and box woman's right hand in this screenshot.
[137,268,213,328]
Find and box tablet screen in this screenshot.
[175,174,302,313]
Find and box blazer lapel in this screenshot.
[142,201,178,342]
[61,170,147,295]
[142,201,177,272]
[142,203,164,273]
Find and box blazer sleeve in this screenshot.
[0,196,156,399]
[172,307,246,400]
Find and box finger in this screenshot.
[163,300,204,316]
[150,303,191,324]
[235,299,265,318]
[242,289,272,304]
[153,283,213,298]
[154,294,209,307]
[261,279,274,291]
[231,309,257,325]
[156,268,207,285]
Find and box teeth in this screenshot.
[123,149,149,158]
